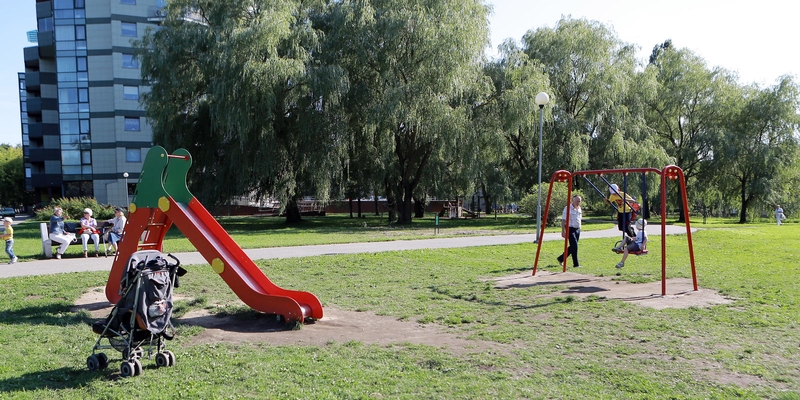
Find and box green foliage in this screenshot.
[0,144,25,207]
[518,182,585,227]
[33,197,117,222]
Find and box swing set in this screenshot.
[532,165,698,296]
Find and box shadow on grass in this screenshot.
[0,367,101,393]
[0,303,94,326]
[175,308,296,333]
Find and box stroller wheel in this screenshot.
[165,350,176,366]
[97,353,109,370]
[133,359,143,376]
[155,352,169,368]
[87,355,100,371]
[120,361,135,377]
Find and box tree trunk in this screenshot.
[348,197,354,218]
[357,197,363,218]
[482,183,492,214]
[413,196,425,218]
[284,198,302,224]
[398,183,414,224]
[739,179,750,224]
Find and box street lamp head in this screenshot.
[535,92,550,108]
[123,172,129,178]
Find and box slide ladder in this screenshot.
[105,147,323,323]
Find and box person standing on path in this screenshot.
[775,205,786,225]
[2,217,17,264]
[557,195,583,268]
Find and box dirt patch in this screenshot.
[73,273,731,354]
[72,287,506,355]
[491,270,733,309]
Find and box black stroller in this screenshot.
[86,250,186,377]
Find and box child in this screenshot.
[615,218,647,269]
[2,217,17,264]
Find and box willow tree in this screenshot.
[137,0,344,222]
[322,0,490,224]
[642,43,737,221]
[522,17,641,174]
[477,40,550,197]
[715,77,800,223]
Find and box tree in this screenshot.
[477,40,550,195]
[0,145,24,207]
[138,0,344,223]
[322,0,490,224]
[642,43,737,221]
[715,77,800,223]
[522,17,642,175]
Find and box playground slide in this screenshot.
[165,196,323,322]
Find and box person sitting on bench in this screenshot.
[79,208,101,258]
[106,207,127,254]
[49,207,75,260]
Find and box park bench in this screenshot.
[40,222,100,258]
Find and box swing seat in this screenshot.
[611,240,648,255]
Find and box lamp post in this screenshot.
[123,172,129,206]
[534,92,550,243]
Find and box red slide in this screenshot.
[164,196,323,322]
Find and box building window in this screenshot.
[126,148,142,162]
[123,86,139,100]
[122,54,138,69]
[121,0,136,4]
[121,22,137,37]
[124,117,140,131]
[76,26,86,41]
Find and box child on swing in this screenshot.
[615,218,647,269]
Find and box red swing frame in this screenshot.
[532,165,698,296]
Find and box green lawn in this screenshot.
[0,215,798,398]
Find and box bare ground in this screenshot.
[73,272,731,353]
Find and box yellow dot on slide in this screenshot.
[158,197,170,212]
[129,203,137,213]
[211,258,225,274]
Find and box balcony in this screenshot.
[26,97,42,116]
[31,173,63,189]
[28,148,61,163]
[24,47,39,68]
[28,123,43,140]
[25,71,40,91]
[38,31,55,59]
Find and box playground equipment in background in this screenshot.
[531,166,698,296]
[104,146,323,324]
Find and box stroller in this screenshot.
[86,250,186,377]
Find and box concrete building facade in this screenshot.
[20,0,165,207]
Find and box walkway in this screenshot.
[0,224,693,279]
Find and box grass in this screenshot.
[0,215,798,398]
[10,212,614,261]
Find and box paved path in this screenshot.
[0,224,693,279]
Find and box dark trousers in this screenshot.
[617,212,635,237]
[558,227,581,267]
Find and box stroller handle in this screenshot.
[165,253,180,267]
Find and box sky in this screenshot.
[0,0,796,146]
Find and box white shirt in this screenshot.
[562,204,582,228]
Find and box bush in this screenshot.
[35,197,118,222]
[519,183,585,227]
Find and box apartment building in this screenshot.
[20,0,165,207]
